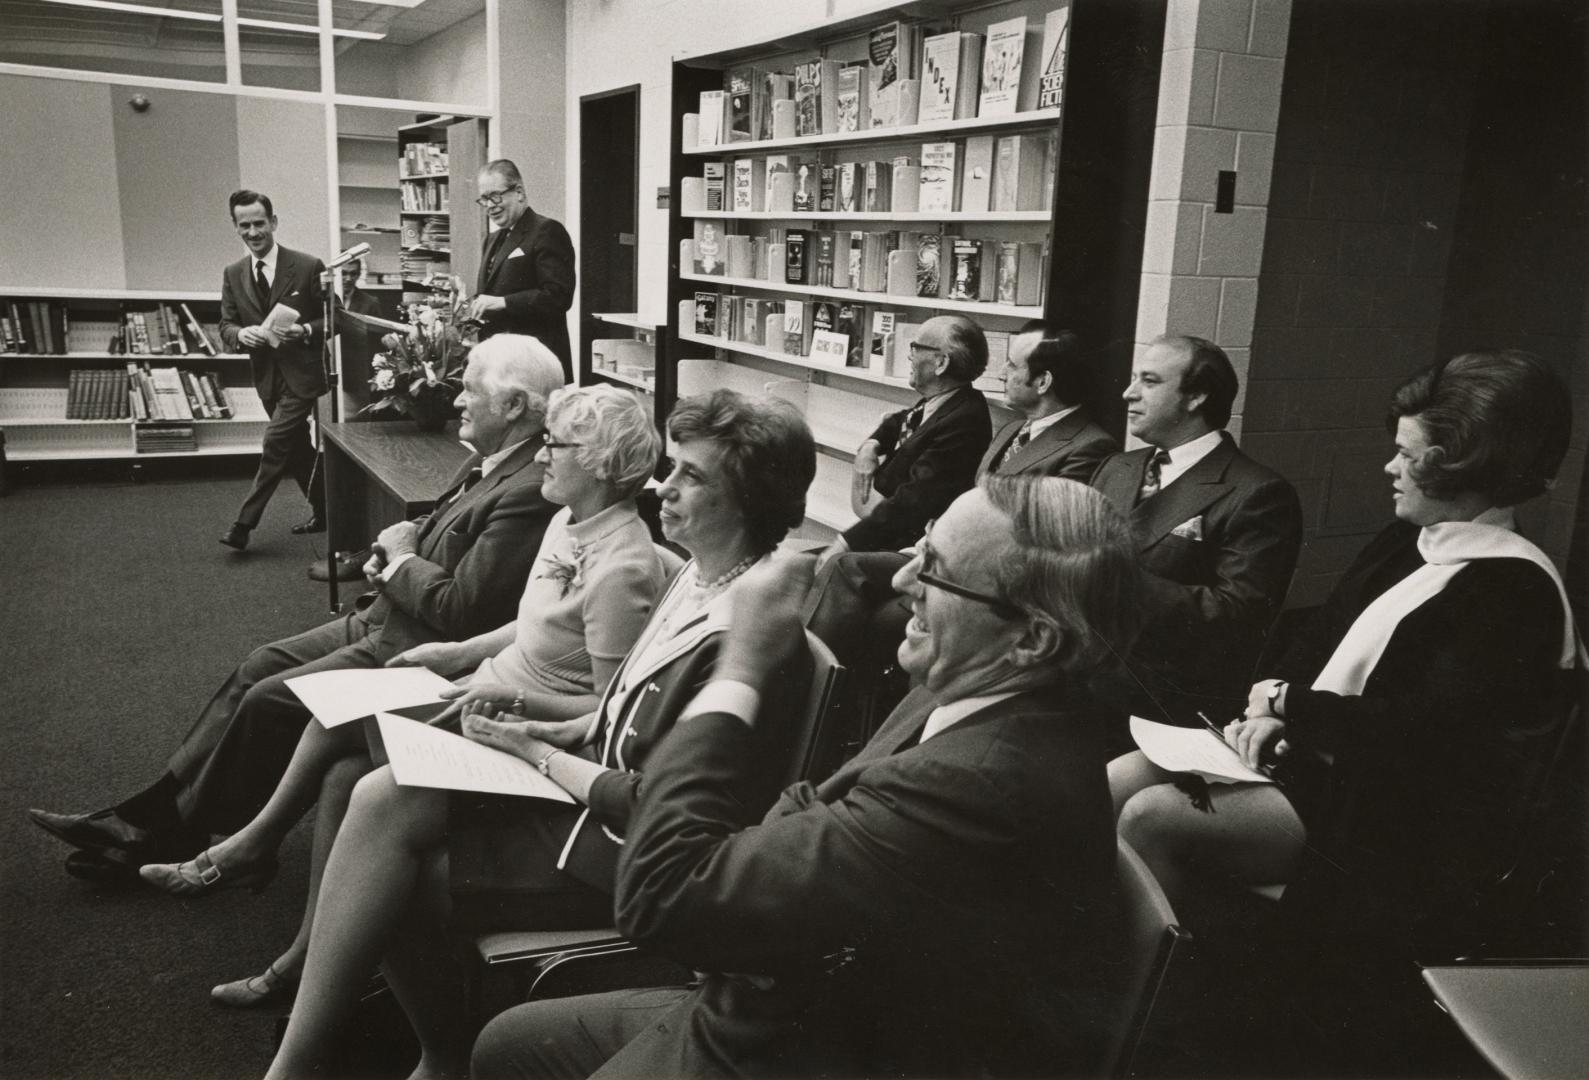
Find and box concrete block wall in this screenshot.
[1241,0,1486,606]
[1135,0,1293,444]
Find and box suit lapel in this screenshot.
[1004,410,1087,474]
[419,441,538,549]
[908,385,974,448]
[267,248,297,312]
[1093,449,1149,514]
[1132,435,1236,547]
[982,419,1021,474]
[483,213,533,293]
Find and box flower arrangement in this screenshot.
[537,546,586,599]
[362,276,480,429]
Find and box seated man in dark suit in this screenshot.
[1090,334,1303,724]
[980,321,1118,481]
[29,334,567,880]
[472,475,1144,1079]
[821,314,992,559]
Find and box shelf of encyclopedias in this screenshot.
[665,0,1167,533]
[0,288,268,462]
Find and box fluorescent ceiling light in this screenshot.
[341,0,427,7]
[38,0,387,39]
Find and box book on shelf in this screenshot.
[693,292,719,336]
[862,161,892,212]
[891,156,921,213]
[759,72,793,141]
[836,163,859,213]
[692,220,727,276]
[992,133,1056,212]
[724,234,754,278]
[783,300,815,355]
[703,162,726,211]
[818,164,836,212]
[794,58,842,137]
[697,90,725,147]
[916,233,943,297]
[868,21,920,129]
[947,238,983,301]
[835,302,866,368]
[732,157,765,213]
[401,142,447,177]
[961,135,996,213]
[835,64,871,132]
[792,160,818,213]
[870,310,897,375]
[725,66,758,143]
[979,16,1028,118]
[919,141,961,214]
[179,302,220,356]
[812,232,836,287]
[920,31,984,124]
[177,370,206,417]
[1038,7,1073,111]
[765,155,794,213]
[785,230,809,284]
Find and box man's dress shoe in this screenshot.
[28,807,152,855]
[219,522,250,550]
[290,516,326,535]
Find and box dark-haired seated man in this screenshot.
[473,475,1141,1079]
[1090,334,1303,725]
[29,335,566,880]
[979,322,1118,481]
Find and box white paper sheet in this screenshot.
[261,302,303,347]
[376,713,576,802]
[286,666,455,728]
[1129,716,1274,785]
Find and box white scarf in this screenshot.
[1312,507,1579,697]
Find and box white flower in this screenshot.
[373,369,396,391]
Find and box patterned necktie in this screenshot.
[1137,448,1172,503]
[896,399,927,450]
[998,422,1033,471]
[254,259,270,304]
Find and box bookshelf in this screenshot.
[586,312,672,448]
[397,116,488,299]
[337,129,402,289]
[665,0,1166,536]
[0,289,268,462]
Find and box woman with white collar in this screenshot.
[1109,350,1577,1070]
[261,389,817,1080]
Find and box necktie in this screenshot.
[452,466,483,503]
[896,399,927,450]
[254,259,270,303]
[1137,448,1172,503]
[483,229,508,278]
[997,422,1033,471]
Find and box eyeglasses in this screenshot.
[541,433,582,450]
[474,186,521,207]
[907,343,946,362]
[915,520,1022,618]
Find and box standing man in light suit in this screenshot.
[217,189,328,550]
[469,159,576,381]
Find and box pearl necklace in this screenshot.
[694,553,759,592]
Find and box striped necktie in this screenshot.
[896,399,927,450]
[997,422,1033,471]
[1137,449,1172,503]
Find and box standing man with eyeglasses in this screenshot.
[216,189,328,550]
[821,315,993,560]
[469,159,576,381]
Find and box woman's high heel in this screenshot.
[138,847,279,896]
[211,961,299,1008]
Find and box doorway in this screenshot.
[577,85,641,382]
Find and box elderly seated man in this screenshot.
[30,334,566,880]
[472,474,1144,1079]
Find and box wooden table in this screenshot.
[1423,963,1589,1079]
[322,419,472,611]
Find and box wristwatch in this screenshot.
[535,749,562,776]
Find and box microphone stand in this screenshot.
[318,270,342,614]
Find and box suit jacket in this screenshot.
[613,685,1122,1077]
[558,571,814,893]
[476,207,576,376]
[842,384,992,552]
[218,244,327,402]
[977,406,1119,482]
[1091,433,1303,721]
[354,438,556,657]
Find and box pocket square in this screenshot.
[508,246,526,259]
[1171,516,1205,540]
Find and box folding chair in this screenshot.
[1105,839,1193,1078]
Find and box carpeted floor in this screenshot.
[1,467,349,1079]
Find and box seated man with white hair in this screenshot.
[473,474,1145,1079]
[29,334,566,882]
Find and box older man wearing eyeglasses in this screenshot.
[820,314,993,562]
[469,159,576,380]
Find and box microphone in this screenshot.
[327,242,371,269]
